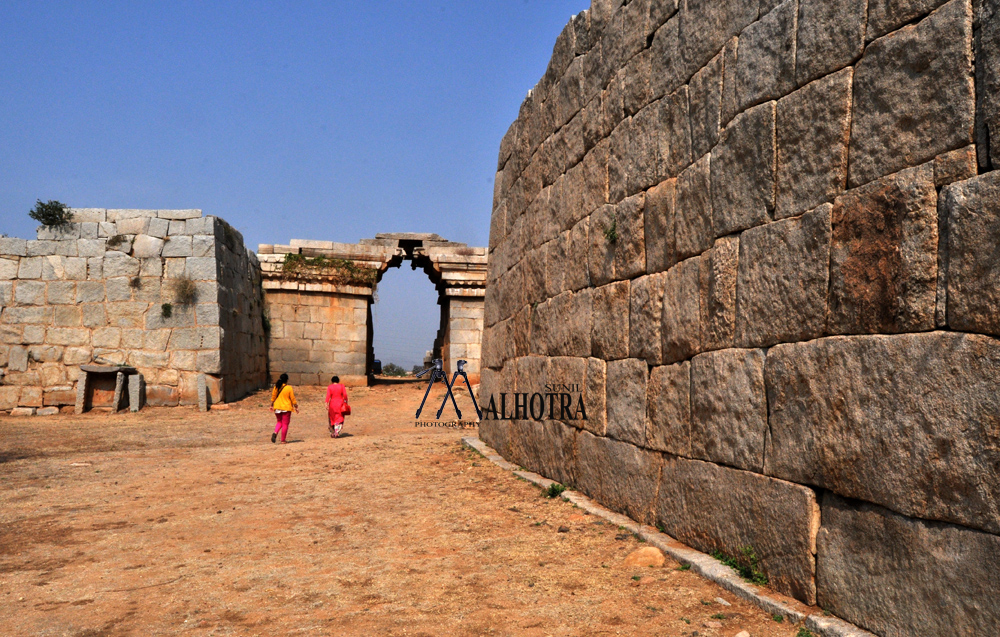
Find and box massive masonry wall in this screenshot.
[480,0,1000,633]
[0,209,268,410]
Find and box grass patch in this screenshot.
[676,563,691,571]
[711,546,768,586]
[106,234,127,249]
[170,275,197,305]
[796,629,815,637]
[772,614,784,623]
[281,253,378,286]
[603,212,618,243]
[161,303,173,318]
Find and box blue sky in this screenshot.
[0,0,587,368]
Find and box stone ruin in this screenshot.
[479,0,1000,634]
[0,213,487,411]
[257,233,487,386]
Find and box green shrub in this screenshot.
[161,303,173,318]
[381,362,407,377]
[711,546,768,586]
[544,483,567,498]
[29,200,72,227]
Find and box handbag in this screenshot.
[343,403,352,416]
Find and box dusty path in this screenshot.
[1,382,801,636]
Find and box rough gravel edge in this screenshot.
[462,436,876,637]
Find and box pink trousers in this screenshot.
[274,411,291,442]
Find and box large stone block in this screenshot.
[943,171,1000,334]
[14,281,46,305]
[678,0,758,84]
[625,109,659,197]
[674,153,713,260]
[654,86,691,180]
[613,193,646,280]
[510,418,578,488]
[582,357,607,436]
[592,280,630,360]
[849,0,975,187]
[817,493,1000,635]
[643,178,676,274]
[576,431,662,524]
[828,164,937,334]
[628,273,664,364]
[698,236,738,351]
[711,102,776,236]
[131,234,164,258]
[866,0,949,41]
[776,68,853,219]
[657,457,820,604]
[661,257,701,364]
[736,204,831,347]
[734,0,797,112]
[795,0,866,85]
[0,238,27,257]
[531,289,592,358]
[0,259,18,280]
[77,280,106,304]
[688,50,723,160]
[103,252,140,278]
[980,0,1000,168]
[765,331,1000,534]
[690,348,767,472]
[645,361,689,455]
[606,358,647,446]
[649,15,685,100]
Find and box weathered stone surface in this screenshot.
[866,0,949,41]
[623,546,666,568]
[621,51,651,118]
[606,358,647,446]
[643,179,676,274]
[582,357,607,436]
[511,418,578,488]
[765,331,1000,534]
[103,252,140,278]
[628,273,664,364]
[711,102,776,236]
[0,259,18,280]
[185,257,218,281]
[131,234,164,258]
[828,164,937,335]
[734,0,796,112]
[657,456,819,604]
[736,205,831,347]
[688,50,723,159]
[849,0,975,187]
[679,0,757,84]
[698,236,738,351]
[577,431,661,524]
[674,153,713,260]
[690,348,767,472]
[943,171,1000,334]
[980,0,1000,168]
[654,86,691,180]
[817,493,1000,635]
[645,361,690,455]
[613,193,646,280]
[592,281,630,360]
[932,144,977,187]
[588,205,616,287]
[661,257,701,364]
[531,289,592,358]
[649,15,684,101]
[795,0,866,85]
[776,68,852,219]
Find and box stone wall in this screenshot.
[0,208,268,410]
[480,0,1000,633]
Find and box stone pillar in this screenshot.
[441,294,485,383]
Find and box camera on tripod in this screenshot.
[414,358,482,420]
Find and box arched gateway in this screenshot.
[257,233,487,386]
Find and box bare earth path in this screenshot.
[1,382,799,636]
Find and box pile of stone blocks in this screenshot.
[480,0,1000,633]
[0,208,268,412]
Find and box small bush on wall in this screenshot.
[29,200,72,227]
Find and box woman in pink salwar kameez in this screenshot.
[325,376,349,438]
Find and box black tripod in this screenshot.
[439,359,482,420]
[415,359,462,419]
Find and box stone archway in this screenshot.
[257,234,486,386]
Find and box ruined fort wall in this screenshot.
[480,0,1000,632]
[0,209,268,410]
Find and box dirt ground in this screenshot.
[0,381,805,636]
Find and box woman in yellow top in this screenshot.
[270,373,299,444]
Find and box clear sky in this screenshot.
[0,0,587,368]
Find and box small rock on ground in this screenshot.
[623,546,666,568]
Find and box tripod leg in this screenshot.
[415,374,436,418]
[436,371,462,420]
[460,372,483,420]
